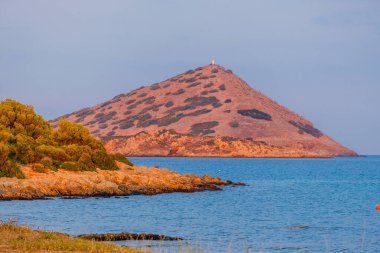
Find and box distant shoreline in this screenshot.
[126,154,359,159]
[104,130,357,158]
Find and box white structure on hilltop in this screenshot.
[211,59,215,65]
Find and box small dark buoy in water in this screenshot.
[376,204,380,210]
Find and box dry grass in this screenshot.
[0,221,146,253]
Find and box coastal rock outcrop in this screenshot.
[0,162,243,200]
[78,232,183,241]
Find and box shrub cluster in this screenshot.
[173,89,185,95]
[137,92,147,98]
[288,120,323,138]
[0,99,132,178]
[204,83,214,88]
[165,101,174,107]
[218,84,226,91]
[190,121,219,135]
[229,121,239,128]
[237,109,272,121]
[150,83,160,90]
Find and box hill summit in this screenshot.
[55,64,356,157]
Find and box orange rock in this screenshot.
[104,129,328,158]
[0,162,244,200]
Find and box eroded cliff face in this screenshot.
[105,130,330,158]
[0,162,241,200]
[53,64,356,157]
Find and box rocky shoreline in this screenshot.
[78,232,183,241]
[0,162,245,200]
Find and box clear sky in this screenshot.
[0,0,379,154]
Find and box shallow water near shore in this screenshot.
[1,156,380,252]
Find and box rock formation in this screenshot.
[54,64,356,157]
[0,162,243,200]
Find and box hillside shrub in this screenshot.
[106,131,115,137]
[186,109,212,116]
[92,111,117,124]
[112,94,126,100]
[190,121,219,135]
[187,82,201,88]
[165,101,174,107]
[0,99,129,178]
[112,154,133,166]
[204,83,214,88]
[150,83,160,90]
[173,89,185,95]
[76,109,94,118]
[99,123,108,129]
[237,109,272,121]
[212,102,222,108]
[126,99,136,105]
[229,122,239,128]
[99,101,113,108]
[32,163,47,173]
[288,120,323,138]
[119,120,134,129]
[185,78,196,83]
[40,157,54,169]
[61,162,81,171]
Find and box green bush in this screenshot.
[99,123,108,129]
[61,162,81,171]
[91,150,118,170]
[229,121,239,128]
[0,99,131,178]
[32,163,47,173]
[173,89,185,95]
[0,160,25,179]
[40,157,54,169]
[112,153,133,166]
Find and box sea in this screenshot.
[1,156,380,253]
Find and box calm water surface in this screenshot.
[1,156,380,252]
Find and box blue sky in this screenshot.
[0,0,379,154]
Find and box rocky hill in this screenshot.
[54,64,356,157]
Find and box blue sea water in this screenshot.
[1,156,380,252]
